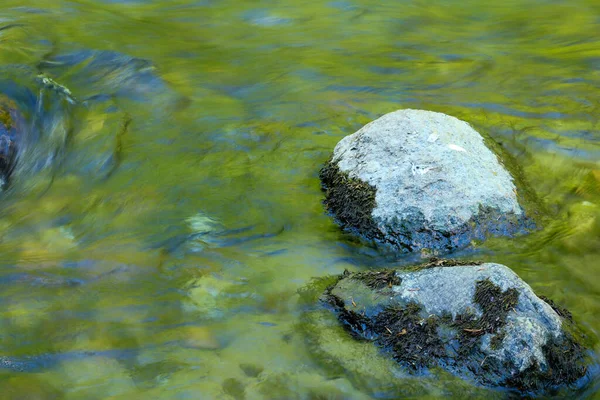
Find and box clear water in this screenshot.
[0,0,598,398]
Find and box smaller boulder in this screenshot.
[315,261,591,394]
[320,109,534,255]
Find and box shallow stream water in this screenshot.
[0,1,599,398]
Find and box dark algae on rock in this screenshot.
[311,261,593,395]
[351,269,401,290]
[319,157,380,242]
[471,279,519,337]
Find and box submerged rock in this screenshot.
[320,109,534,255]
[0,69,73,192]
[305,260,592,394]
[0,95,23,188]
[0,44,183,192]
[37,49,181,107]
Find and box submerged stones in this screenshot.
[0,46,184,193]
[305,261,591,394]
[0,96,21,188]
[320,109,533,255]
[0,69,77,194]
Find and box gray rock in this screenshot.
[309,261,591,394]
[319,109,534,254]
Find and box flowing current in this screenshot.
[0,2,599,398]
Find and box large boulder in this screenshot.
[301,260,592,395]
[319,109,534,255]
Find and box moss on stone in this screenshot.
[299,305,498,398]
[403,257,484,272]
[473,279,519,332]
[319,158,381,242]
[503,295,588,392]
[351,269,401,290]
[322,275,444,370]
[321,278,446,372]
[440,279,519,357]
[504,330,588,392]
[319,269,589,394]
[489,331,506,351]
[373,303,445,370]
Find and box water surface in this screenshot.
[0,0,599,398]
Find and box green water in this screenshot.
[0,0,599,398]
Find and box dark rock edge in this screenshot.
[299,259,590,395]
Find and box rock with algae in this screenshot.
[300,261,594,396]
[320,109,536,255]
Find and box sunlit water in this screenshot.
[0,1,598,398]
